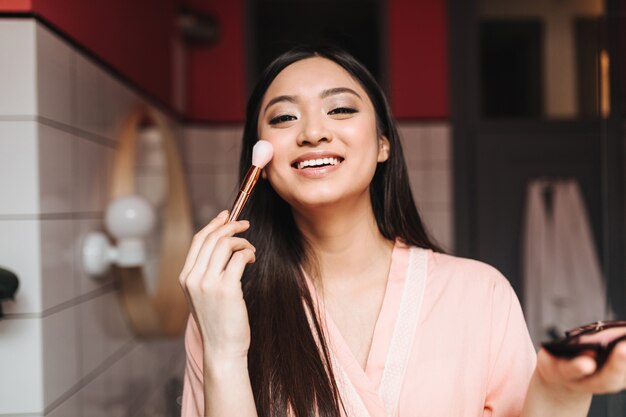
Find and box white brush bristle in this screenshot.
[251,140,274,168]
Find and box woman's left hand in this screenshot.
[522,342,626,416]
[536,341,626,396]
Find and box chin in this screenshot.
[293,188,372,213]
[270,176,372,210]
[291,193,343,210]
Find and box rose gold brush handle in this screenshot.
[227,166,261,222]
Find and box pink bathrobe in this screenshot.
[182,242,536,417]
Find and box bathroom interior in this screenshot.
[0,0,624,416]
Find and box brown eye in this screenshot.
[269,114,296,125]
[328,107,358,116]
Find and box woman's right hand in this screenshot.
[179,210,256,362]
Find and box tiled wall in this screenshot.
[0,20,185,416]
[399,123,454,252]
[184,123,454,252]
[185,126,242,229]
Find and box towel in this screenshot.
[522,178,612,347]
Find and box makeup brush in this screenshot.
[227,140,274,222]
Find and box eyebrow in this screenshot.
[320,87,362,100]
[263,87,362,114]
[263,95,297,114]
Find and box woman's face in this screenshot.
[257,57,389,211]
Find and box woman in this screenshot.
[179,46,626,417]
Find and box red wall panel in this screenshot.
[0,0,32,11]
[388,0,449,119]
[184,0,245,122]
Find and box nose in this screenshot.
[296,113,332,146]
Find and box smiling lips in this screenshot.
[291,152,344,177]
[296,157,341,170]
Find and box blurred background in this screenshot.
[0,0,624,416]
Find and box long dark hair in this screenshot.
[239,45,442,417]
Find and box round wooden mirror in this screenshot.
[110,106,192,337]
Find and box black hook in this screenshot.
[0,267,19,319]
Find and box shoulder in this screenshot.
[410,248,533,358]
[408,246,517,303]
[424,248,510,287]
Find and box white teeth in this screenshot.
[296,157,340,170]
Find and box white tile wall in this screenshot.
[399,123,432,164]
[0,19,186,416]
[36,24,73,126]
[78,291,133,378]
[78,294,108,378]
[74,52,108,138]
[128,344,158,415]
[134,387,167,417]
[184,126,242,227]
[128,340,185,417]
[429,168,452,205]
[42,306,80,408]
[108,347,134,416]
[47,392,80,417]
[71,32,147,142]
[100,290,134,360]
[40,219,75,310]
[185,126,242,167]
[0,20,37,116]
[408,168,430,206]
[39,124,74,214]
[399,122,454,251]
[188,171,239,226]
[0,317,44,414]
[421,208,454,248]
[73,138,113,213]
[81,365,110,417]
[0,219,42,314]
[0,121,39,215]
[427,125,451,161]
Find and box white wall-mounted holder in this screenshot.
[82,195,156,276]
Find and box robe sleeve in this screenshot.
[181,316,205,417]
[483,278,537,417]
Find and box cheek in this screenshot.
[263,151,291,189]
[259,131,289,166]
[338,119,379,149]
[260,128,292,155]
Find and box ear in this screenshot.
[377,136,390,162]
